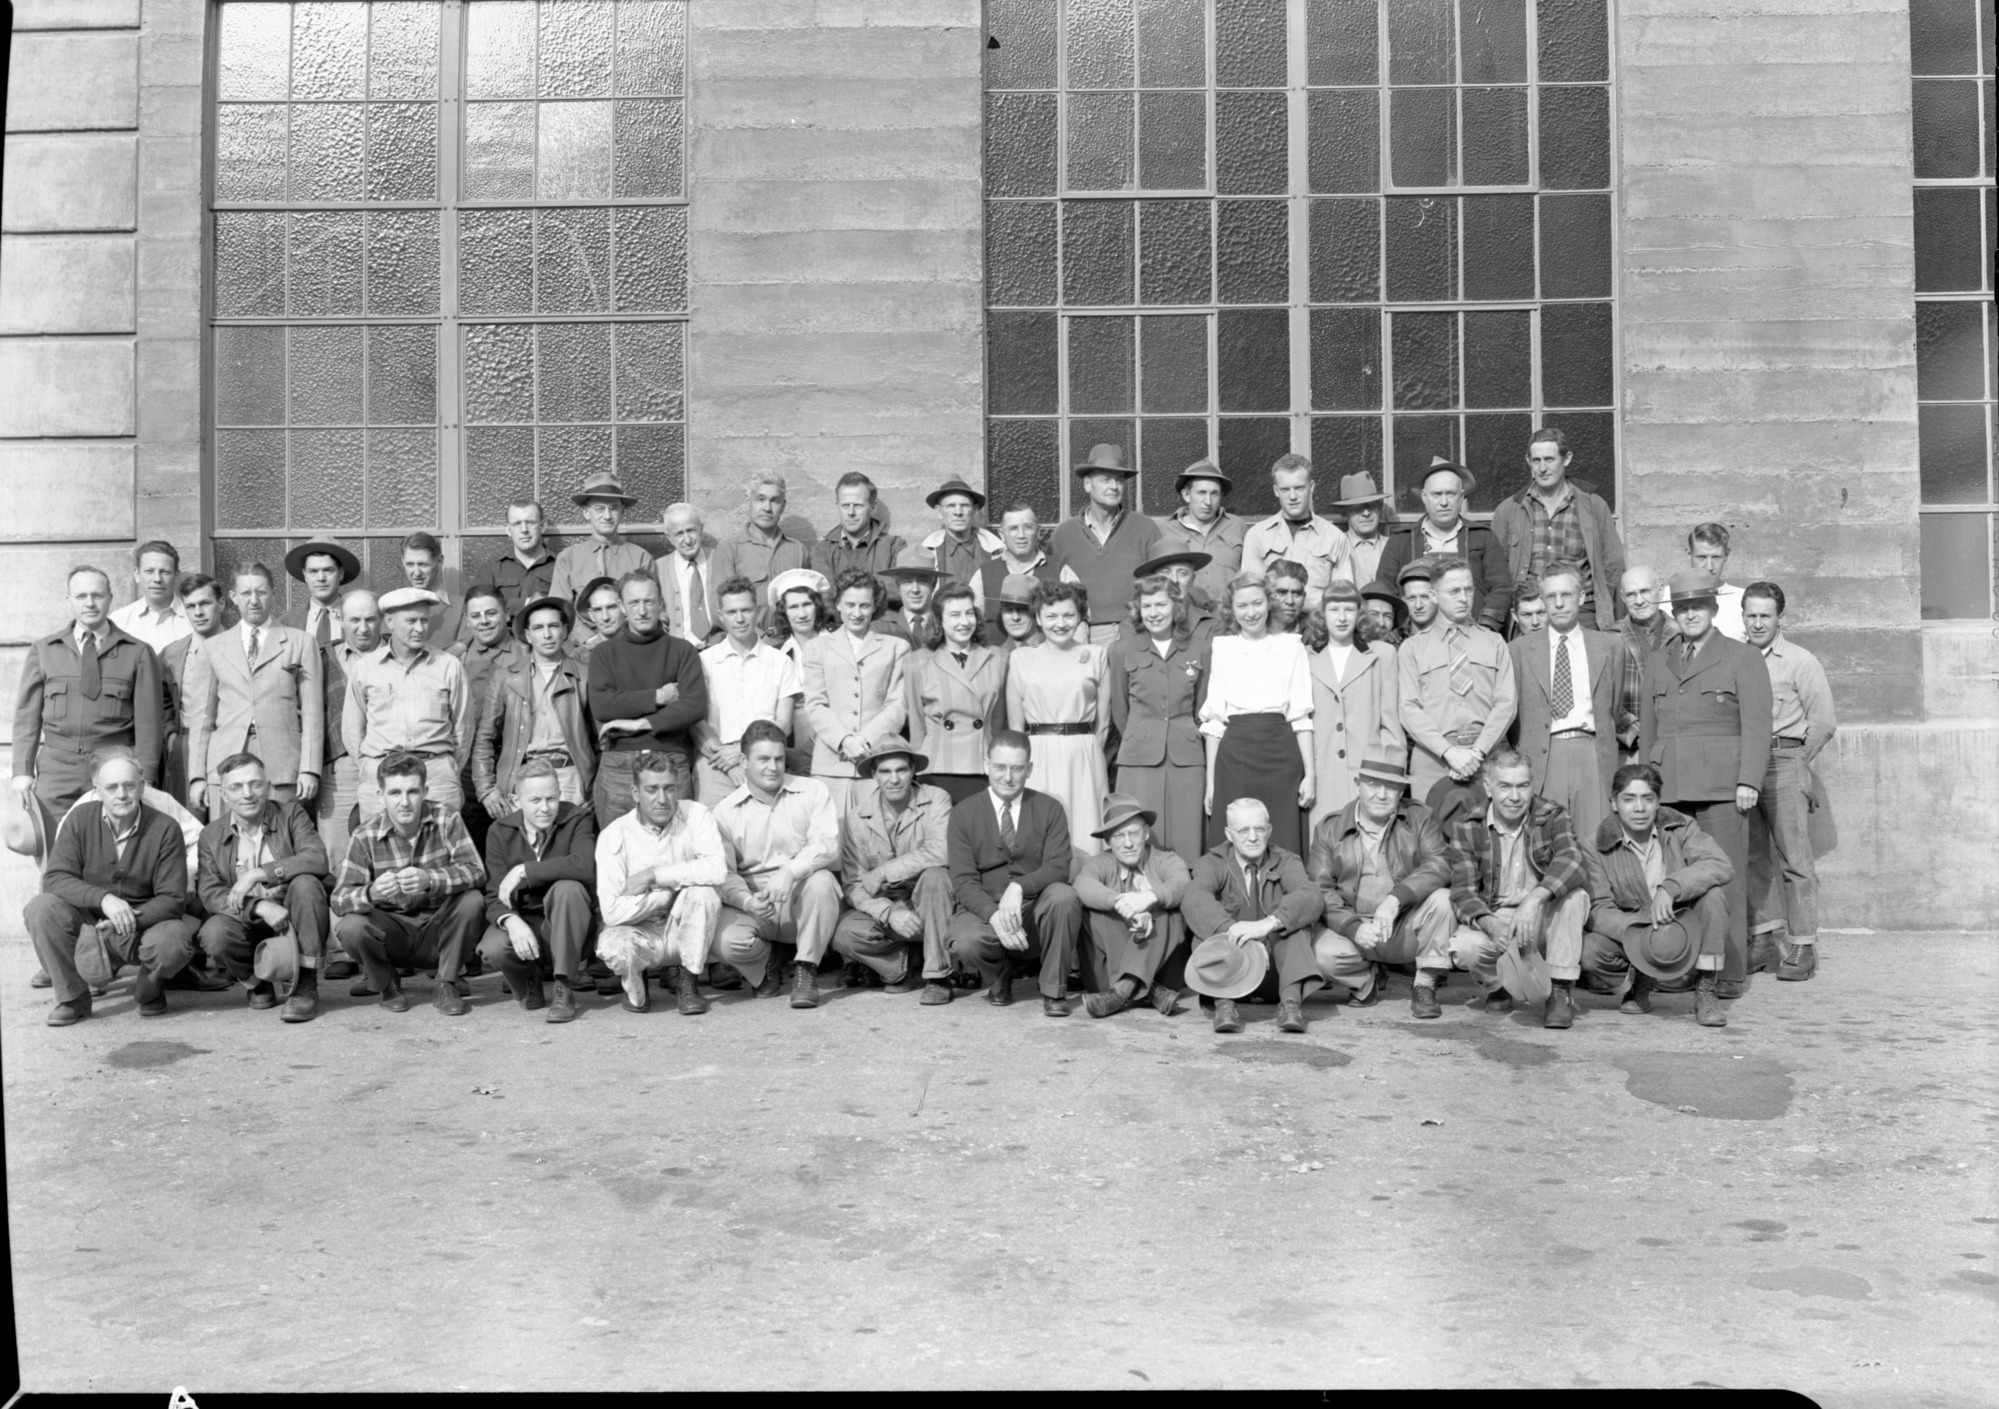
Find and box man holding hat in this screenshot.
[1151,459,1245,606]
[920,477,1005,587]
[473,594,597,814]
[1640,568,1772,995]
[282,540,361,648]
[1490,428,1626,632]
[344,585,473,820]
[1046,444,1161,645]
[549,471,655,626]
[477,757,598,1023]
[1307,754,1456,1015]
[194,751,330,1022]
[832,742,956,1002]
[1333,474,1392,587]
[692,576,801,806]
[1378,458,1512,633]
[1580,761,1734,1026]
[1182,796,1326,1034]
[1240,452,1353,611]
[1073,794,1192,1019]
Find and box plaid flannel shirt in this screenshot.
[1614,612,1676,744]
[1522,488,1592,600]
[330,801,486,915]
[1446,797,1586,925]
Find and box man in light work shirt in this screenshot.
[1741,581,1835,983]
[832,743,956,1003]
[1399,559,1518,800]
[109,540,193,652]
[709,472,810,604]
[548,472,655,633]
[693,576,802,806]
[467,500,558,624]
[1151,460,1246,607]
[1240,453,1352,609]
[1046,444,1160,644]
[343,588,473,819]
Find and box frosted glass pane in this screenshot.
[464,324,536,424]
[614,321,685,421]
[214,212,287,318]
[465,426,537,526]
[613,98,683,197]
[459,209,534,315]
[613,206,687,312]
[1068,91,1135,191]
[216,431,289,530]
[364,210,440,316]
[216,105,288,202]
[365,429,438,527]
[288,429,365,531]
[616,0,685,95]
[292,4,367,99]
[537,323,613,422]
[613,424,683,519]
[537,425,617,497]
[290,326,365,424]
[466,0,536,98]
[289,103,365,200]
[215,327,287,426]
[288,211,364,316]
[536,206,612,312]
[218,3,290,101]
[366,102,438,200]
[464,102,537,198]
[540,0,616,98]
[368,2,440,99]
[1068,0,1135,88]
[366,324,438,424]
[538,100,614,199]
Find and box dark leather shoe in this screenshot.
[380,985,410,1013]
[433,981,469,1017]
[1748,934,1782,974]
[324,958,360,981]
[1713,978,1746,1000]
[248,982,279,1010]
[1777,942,1818,982]
[1578,970,1621,995]
[546,979,578,1023]
[985,975,1014,1007]
[47,998,90,1027]
[135,969,168,1016]
[73,924,114,989]
[1085,980,1135,1019]
[280,983,320,1023]
[1543,986,1575,1030]
[755,958,786,999]
[708,965,744,992]
[167,964,232,992]
[676,969,709,1016]
[1480,988,1514,1014]
[1211,998,1244,1033]
[1151,985,1181,1016]
[1410,984,1442,1019]
[450,977,472,997]
[517,973,546,1010]
[31,968,52,989]
[1041,994,1068,1017]
[1621,973,1656,1014]
[790,961,820,1010]
[1276,999,1306,1033]
[920,981,954,1006]
[1695,974,1728,1027]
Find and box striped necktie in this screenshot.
[1446,626,1476,697]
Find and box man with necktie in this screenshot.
[1182,796,1326,1034]
[184,562,323,813]
[1398,558,1518,800]
[1508,563,1620,844]
[282,540,362,648]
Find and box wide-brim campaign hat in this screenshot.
[1074,442,1136,476]
[886,546,946,582]
[925,476,987,509]
[253,930,302,997]
[3,788,50,864]
[284,540,361,586]
[1354,755,1412,787]
[575,574,621,612]
[513,594,575,641]
[1092,793,1157,840]
[856,742,930,775]
[1184,935,1269,1000]
[1134,550,1212,579]
[997,573,1041,607]
[378,587,444,614]
[1496,944,1553,1006]
[1667,569,1722,608]
[570,470,639,506]
[1626,919,1703,983]
[1422,455,1477,496]
[1175,458,1232,493]
[767,567,832,609]
[1334,473,1388,507]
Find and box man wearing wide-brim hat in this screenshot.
[1579,760,1735,1026]
[1637,567,1772,999]
[343,587,474,820]
[1308,754,1456,1017]
[1377,457,1513,634]
[471,595,597,817]
[1072,793,1193,1019]
[877,546,946,651]
[830,742,958,1004]
[919,476,1004,588]
[281,540,361,647]
[1182,795,1326,1035]
[548,471,655,628]
[1359,579,1408,646]
[1332,473,1393,588]
[1046,443,1162,645]
[1151,459,1245,607]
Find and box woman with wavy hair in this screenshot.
[1106,572,1207,864]
[1307,579,1404,830]
[801,567,910,808]
[1198,572,1315,854]
[1004,579,1111,853]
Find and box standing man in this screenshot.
[1333,473,1392,589]
[1489,428,1626,631]
[658,502,722,648]
[330,750,488,1016]
[194,751,330,1023]
[448,584,528,857]
[710,472,810,604]
[1614,565,1677,759]
[13,565,164,817]
[946,730,1082,1017]
[1686,523,1748,641]
[1510,578,1547,636]
[1046,444,1160,644]
[593,749,729,1016]
[467,500,558,624]
[832,743,956,1003]
[809,472,908,592]
[184,562,323,812]
[478,758,598,1023]
[282,540,361,648]
[1378,459,1512,632]
[318,587,381,909]
[1399,559,1518,799]
[976,502,1061,642]
[1640,569,1772,996]
[587,571,707,825]
[473,595,597,817]
[1240,453,1352,610]
[549,472,653,643]
[1741,581,1836,983]
[1151,459,1246,607]
[1398,558,1439,635]
[920,476,1005,587]
[1508,564,1619,843]
[711,720,844,1008]
[110,541,193,651]
[1182,797,1326,1035]
[1073,794,1192,1020]
[160,572,226,806]
[342,587,473,820]
[574,576,626,668]
[398,532,461,644]
[693,577,801,806]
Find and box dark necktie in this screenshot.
[1552,633,1574,718]
[78,630,101,699]
[953,651,969,669]
[314,606,332,646]
[1244,863,1264,921]
[687,560,710,640]
[999,800,1017,855]
[1684,638,1699,666]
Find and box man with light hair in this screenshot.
[185,561,323,811]
[809,471,906,593]
[466,499,558,623]
[1508,562,1619,842]
[1613,564,1677,760]
[1182,795,1326,1034]
[693,577,801,806]
[711,472,810,604]
[658,502,722,647]
[594,749,729,1016]
[479,756,598,1023]
[1398,557,1518,798]
[344,585,473,820]
[1685,522,1747,641]
[109,540,193,651]
[1239,453,1353,609]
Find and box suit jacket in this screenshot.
[1508,626,1619,793]
[1106,633,1207,769]
[1639,631,1773,802]
[481,802,597,926]
[801,628,910,777]
[1182,843,1323,941]
[842,781,953,922]
[184,624,324,787]
[195,799,330,917]
[905,644,1008,776]
[1307,641,1403,828]
[321,641,360,767]
[1376,521,1513,633]
[160,634,198,736]
[947,787,1073,919]
[658,549,725,647]
[11,623,163,784]
[472,651,599,811]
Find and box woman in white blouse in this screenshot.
[1199,572,1315,854]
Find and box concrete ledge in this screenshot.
[2,135,138,232]
[0,236,136,333]
[0,444,137,543]
[0,339,136,437]
[4,33,140,132]
[1923,625,1999,721]
[11,0,141,28]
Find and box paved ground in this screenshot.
[2,843,1993,1397]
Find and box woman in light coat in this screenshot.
[802,567,910,808]
[905,582,1008,803]
[1308,579,1404,831]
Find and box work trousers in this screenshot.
[715,870,843,982]
[476,879,594,985]
[1581,886,1731,979]
[315,756,362,875]
[163,729,189,807]
[1750,744,1818,943]
[197,875,330,982]
[593,748,690,829]
[1540,734,1605,844]
[1681,797,1750,982]
[357,754,462,821]
[26,894,193,1007]
[695,757,745,808]
[1447,887,1591,989]
[1313,889,1456,1000]
[596,884,723,978]
[334,890,485,991]
[831,866,954,982]
[1080,907,1185,998]
[1408,725,1486,810]
[30,742,102,819]
[948,882,1082,999]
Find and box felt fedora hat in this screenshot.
[1334,472,1388,507]
[1354,755,1412,788]
[767,567,832,610]
[1184,935,1269,1001]
[1667,569,1722,608]
[1359,578,1409,628]
[512,594,575,641]
[1091,793,1157,840]
[1074,442,1135,476]
[574,574,621,613]
[284,540,361,586]
[996,573,1041,607]
[1133,549,1213,579]
[1496,944,1553,1006]
[570,470,639,506]
[253,930,302,997]
[1421,455,1477,496]
[856,741,929,776]
[925,476,987,509]
[3,787,50,864]
[1626,918,1703,983]
[1175,458,1232,493]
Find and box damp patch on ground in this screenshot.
[105,1042,211,1070]
[1387,1023,1559,1068]
[1745,1267,1871,1300]
[1221,1040,1354,1070]
[1612,1051,1793,1119]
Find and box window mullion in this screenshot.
[438,0,465,580]
[1287,0,1311,454]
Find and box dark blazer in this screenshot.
[947,787,1073,920]
[196,799,330,917]
[12,623,163,784]
[1106,632,1208,768]
[481,802,598,926]
[1639,630,1773,803]
[43,801,186,928]
[1307,798,1451,939]
[1509,626,1620,793]
[1182,843,1323,941]
[1376,521,1513,633]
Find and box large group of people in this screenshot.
[13,429,1839,1038]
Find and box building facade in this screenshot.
[2,0,1995,923]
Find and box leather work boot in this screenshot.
[134,968,168,1017]
[1085,978,1136,1019]
[247,982,278,1010]
[1543,985,1575,1030]
[1481,988,1514,1015]
[380,984,411,1013]
[280,971,320,1023]
[518,973,546,1011]
[1410,980,1442,1020]
[1276,998,1307,1033]
[546,978,578,1023]
[920,980,954,1006]
[986,973,1014,1007]
[1210,998,1243,1034]
[790,960,821,1009]
[755,958,786,999]
[1777,941,1818,982]
[1695,972,1728,1027]
[1151,984,1182,1016]
[1713,978,1746,1000]
[1748,933,1783,974]
[433,979,470,1017]
[1621,973,1656,1015]
[676,967,710,1016]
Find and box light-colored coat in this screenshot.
[657,548,724,646]
[1508,626,1620,796]
[904,643,1008,776]
[1307,641,1403,829]
[184,624,324,787]
[802,628,910,776]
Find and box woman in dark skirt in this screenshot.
[904,582,1007,803]
[1107,569,1209,865]
[1197,573,1316,855]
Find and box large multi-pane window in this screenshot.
[208,0,689,602]
[983,0,1617,522]
[1910,0,1997,619]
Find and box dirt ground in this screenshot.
[3,845,1993,1396]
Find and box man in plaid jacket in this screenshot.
[1444,748,1592,1029]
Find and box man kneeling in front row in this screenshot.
[831,742,956,1003]
[593,749,727,1015]
[331,750,487,1015]
[1183,797,1326,1034]
[479,758,597,1023]
[196,751,330,1022]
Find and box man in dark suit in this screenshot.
[1508,562,1620,843]
[1182,796,1326,1034]
[1640,569,1772,996]
[195,751,330,1022]
[945,730,1081,1017]
[477,758,598,1024]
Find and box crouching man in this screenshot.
[196,751,330,1022]
[593,749,726,1016]
[1308,755,1455,1017]
[330,750,488,1016]
[1074,793,1191,1019]
[479,759,598,1023]
[1182,797,1325,1035]
[1443,749,1592,1028]
[1581,762,1734,1028]
[831,743,956,1003]
[28,746,195,1025]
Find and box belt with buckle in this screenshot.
[1773,735,1806,748]
[1549,728,1595,741]
[524,750,573,767]
[1026,723,1092,736]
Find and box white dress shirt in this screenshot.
[110,598,192,652]
[700,636,802,745]
[1546,626,1595,734]
[594,800,729,927]
[1198,633,1315,739]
